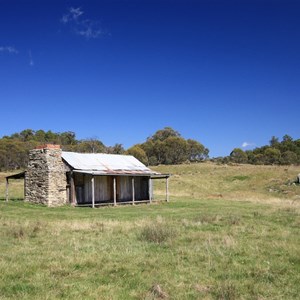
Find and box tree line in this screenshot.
[219,135,300,165]
[2,129,298,170]
[0,127,209,170]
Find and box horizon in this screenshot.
[1,0,299,157]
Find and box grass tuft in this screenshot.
[139,221,176,244]
[148,284,169,299]
[227,175,250,182]
[214,281,237,300]
[8,221,44,239]
[11,226,25,239]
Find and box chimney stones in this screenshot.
[25,144,67,206]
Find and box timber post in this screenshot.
[91,175,95,208]
[5,178,9,202]
[132,177,135,205]
[166,177,169,202]
[113,177,117,206]
[70,172,76,206]
[148,177,152,203]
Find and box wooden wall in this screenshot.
[117,176,132,201]
[134,177,149,200]
[73,174,150,204]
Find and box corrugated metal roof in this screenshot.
[61,152,159,175]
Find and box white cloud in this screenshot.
[70,7,84,20]
[0,46,18,54]
[1,46,34,67]
[76,20,104,39]
[61,7,84,24]
[241,142,255,148]
[61,7,105,39]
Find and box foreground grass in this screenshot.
[0,197,299,299]
[0,163,299,299]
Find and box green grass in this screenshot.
[0,163,300,299]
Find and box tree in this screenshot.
[76,139,106,153]
[0,138,28,170]
[20,129,35,141]
[269,136,279,147]
[245,150,255,164]
[141,127,209,165]
[140,140,156,165]
[230,148,248,164]
[34,130,46,142]
[163,137,188,164]
[264,147,281,164]
[147,127,181,142]
[282,134,293,143]
[186,139,209,162]
[152,140,165,164]
[59,131,77,145]
[126,145,148,165]
[280,151,297,165]
[107,143,125,154]
[45,130,59,143]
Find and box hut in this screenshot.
[20,144,170,207]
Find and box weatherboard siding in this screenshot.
[75,174,151,204]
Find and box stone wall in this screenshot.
[25,144,67,206]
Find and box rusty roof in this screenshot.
[61,152,160,176]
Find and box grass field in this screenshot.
[0,163,299,299]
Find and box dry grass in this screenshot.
[153,162,300,207]
[0,163,299,299]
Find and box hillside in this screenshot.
[153,162,300,204]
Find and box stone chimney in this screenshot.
[25,144,67,206]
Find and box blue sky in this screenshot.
[0,0,299,157]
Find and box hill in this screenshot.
[153,162,300,203]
